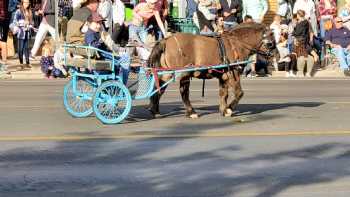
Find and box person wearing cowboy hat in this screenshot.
[129,0,167,46]
[84,13,108,51]
[84,12,130,84]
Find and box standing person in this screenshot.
[277,0,292,20]
[293,0,317,35]
[270,14,282,43]
[112,0,128,46]
[66,0,99,44]
[98,0,113,33]
[293,10,316,77]
[339,0,350,30]
[58,0,73,42]
[242,0,268,23]
[9,0,20,58]
[13,0,35,68]
[129,0,167,46]
[31,0,43,28]
[219,0,242,29]
[0,0,10,69]
[318,0,336,38]
[139,0,169,40]
[30,0,56,58]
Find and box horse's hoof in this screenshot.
[224,108,233,117]
[189,113,199,119]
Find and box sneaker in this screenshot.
[250,71,257,77]
[289,71,296,77]
[305,73,312,77]
[0,62,7,72]
[285,72,290,77]
[29,55,36,61]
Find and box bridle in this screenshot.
[233,29,275,57]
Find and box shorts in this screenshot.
[0,20,10,42]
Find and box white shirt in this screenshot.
[293,0,315,19]
[113,0,125,26]
[98,0,113,29]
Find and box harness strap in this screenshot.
[152,68,161,93]
[216,37,229,65]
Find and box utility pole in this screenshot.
[55,0,60,48]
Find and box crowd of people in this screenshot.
[1,0,350,78]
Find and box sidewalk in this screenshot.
[0,57,43,79]
[0,55,347,79]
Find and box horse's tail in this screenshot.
[148,39,166,68]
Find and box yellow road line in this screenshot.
[1,130,350,141]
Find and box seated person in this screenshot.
[243,15,253,23]
[84,13,130,84]
[277,32,296,77]
[325,17,350,75]
[193,0,217,34]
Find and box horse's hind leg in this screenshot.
[180,76,198,119]
[228,70,244,112]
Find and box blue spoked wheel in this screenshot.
[63,79,95,118]
[93,80,132,124]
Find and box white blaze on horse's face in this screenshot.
[262,28,275,50]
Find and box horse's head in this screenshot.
[224,23,276,57]
[259,26,276,57]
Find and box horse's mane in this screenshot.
[222,22,266,37]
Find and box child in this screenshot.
[40,40,64,78]
[12,0,34,69]
[270,15,282,44]
[277,32,296,77]
[216,17,224,34]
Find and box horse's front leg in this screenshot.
[179,76,198,119]
[149,80,167,118]
[227,70,244,112]
[219,77,232,117]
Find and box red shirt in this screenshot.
[139,0,168,12]
[0,0,9,20]
[318,0,337,20]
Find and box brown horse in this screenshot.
[147,22,275,118]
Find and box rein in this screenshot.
[235,38,271,57]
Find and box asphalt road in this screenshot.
[1,78,350,196]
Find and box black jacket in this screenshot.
[219,0,242,23]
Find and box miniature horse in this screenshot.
[147,22,275,118]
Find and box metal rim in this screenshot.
[93,81,132,124]
[63,79,95,118]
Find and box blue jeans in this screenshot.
[101,53,130,85]
[332,47,350,71]
[223,21,238,30]
[18,38,30,64]
[186,0,198,18]
[128,24,148,44]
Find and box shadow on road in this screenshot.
[1,135,350,196]
[126,101,324,124]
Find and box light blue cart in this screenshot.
[62,44,251,124]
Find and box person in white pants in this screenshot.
[31,0,56,57]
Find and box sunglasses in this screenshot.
[336,20,343,23]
